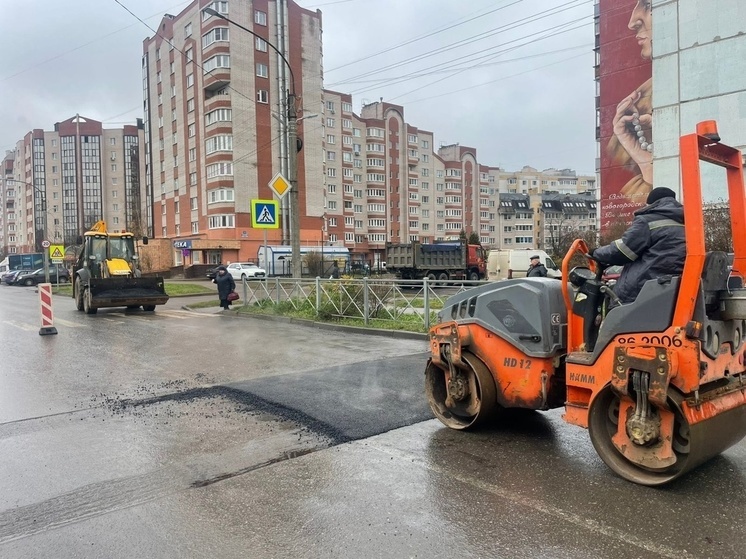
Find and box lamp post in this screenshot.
[9,179,50,283]
[204,6,304,277]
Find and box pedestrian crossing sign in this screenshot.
[251,199,279,229]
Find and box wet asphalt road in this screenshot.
[0,284,745,558]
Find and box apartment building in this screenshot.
[141,0,323,267]
[319,96,597,261]
[495,191,597,254]
[0,116,146,255]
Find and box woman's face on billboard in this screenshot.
[628,0,653,59]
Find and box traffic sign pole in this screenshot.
[43,246,50,284]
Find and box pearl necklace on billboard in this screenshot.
[633,112,653,152]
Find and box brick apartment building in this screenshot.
[141,0,323,268]
[0,116,146,256]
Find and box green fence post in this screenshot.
[363,277,369,326]
[316,276,321,316]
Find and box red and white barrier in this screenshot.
[38,283,58,336]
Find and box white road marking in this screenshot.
[2,320,37,332]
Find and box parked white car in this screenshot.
[226,262,266,280]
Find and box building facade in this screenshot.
[0,116,146,255]
[141,0,323,267]
[319,96,596,265]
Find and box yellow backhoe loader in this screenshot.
[72,221,168,314]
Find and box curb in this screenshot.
[182,303,428,341]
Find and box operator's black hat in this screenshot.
[646,187,676,204]
[530,255,540,260]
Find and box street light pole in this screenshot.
[204,6,303,277]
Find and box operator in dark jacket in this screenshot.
[526,255,548,278]
[212,265,236,310]
[592,187,685,304]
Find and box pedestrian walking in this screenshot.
[526,255,548,278]
[330,261,340,279]
[213,265,236,310]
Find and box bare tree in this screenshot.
[599,216,630,247]
[703,202,732,253]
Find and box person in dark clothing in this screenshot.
[213,265,236,310]
[526,255,548,278]
[592,186,685,304]
[330,261,340,279]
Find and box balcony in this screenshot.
[204,69,231,92]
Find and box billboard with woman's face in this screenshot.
[598,0,653,230]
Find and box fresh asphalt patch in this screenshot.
[227,352,433,443]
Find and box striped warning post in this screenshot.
[38,283,58,336]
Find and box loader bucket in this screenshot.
[88,277,169,308]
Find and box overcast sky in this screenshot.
[0,0,595,174]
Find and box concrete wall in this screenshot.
[653,0,746,201]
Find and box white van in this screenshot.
[486,249,562,280]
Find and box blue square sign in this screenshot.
[251,199,279,229]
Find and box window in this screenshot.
[327,184,336,194]
[255,37,268,52]
[171,85,176,97]
[255,10,267,25]
[257,90,269,103]
[189,147,196,161]
[326,117,335,127]
[187,98,195,112]
[203,1,228,19]
[186,48,193,63]
[342,102,353,112]
[202,27,229,49]
[205,135,232,153]
[327,168,336,177]
[186,74,194,88]
[203,54,230,73]
[326,134,336,144]
[206,162,233,177]
[208,189,235,203]
[205,108,232,125]
[256,62,268,78]
[327,201,337,210]
[191,221,199,234]
[326,151,336,161]
[188,124,196,137]
[208,214,235,228]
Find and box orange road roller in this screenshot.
[425,122,746,485]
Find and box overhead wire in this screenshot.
[327,0,591,87]
[387,19,592,102]
[324,0,524,74]
[1,1,193,82]
[349,15,592,98]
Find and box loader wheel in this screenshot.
[75,278,84,311]
[143,305,156,312]
[425,351,499,430]
[588,385,692,486]
[83,288,98,315]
